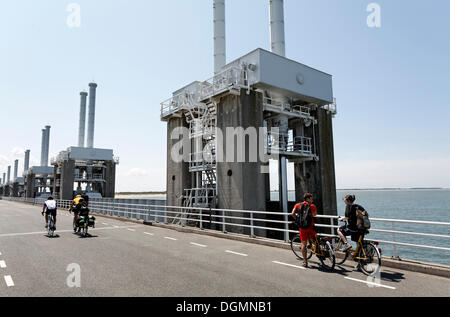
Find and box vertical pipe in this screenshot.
[279,156,289,242]
[40,129,46,166]
[24,150,30,172]
[269,0,286,57]
[13,160,18,181]
[87,83,97,148]
[214,0,226,74]
[78,92,88,147]
[44,126,51,166]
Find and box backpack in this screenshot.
[356,208,371,230]
[298,203,312,229]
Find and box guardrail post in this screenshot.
[222,209,226,233]
[250,211,254,238]
[200,208,203,230]
[392,222,400,259]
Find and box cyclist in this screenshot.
[81,191,89,206]
[337,195,367,251]
[42,196,57,230]
[69,195,83,228]
[291,193,317,267]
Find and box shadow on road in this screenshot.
[45,234,60,239]
[72,232,99,239]
[380,271,405,284]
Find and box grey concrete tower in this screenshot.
[7,166,11,184]
[78,91,88,147]
[13,160,18,181]
[24,150,30,172]
[2,173,5,184]
[40,129,46,166]
[87,83,97,148]
[44,126,51,166]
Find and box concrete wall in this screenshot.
[216,89,268,234]
[60,160,75,200]
[103,161,116,198]
[166,116,191,210]
[293,108,337,217]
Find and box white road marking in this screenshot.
[190,242,207,248]
[344,277,396,290]
[0,261,6,268]
[102,223,109,225]
[164,237,177,241]
[127,229,136,232]
[143,232,154,236]
[225,250,248,257]
[4,275,14,287]
[272,261,306,270]
[0,225,141,238]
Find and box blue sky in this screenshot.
[1,0,449,191]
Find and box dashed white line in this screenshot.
[0,261,6,268]
[190,242,207,248]
[143,232,154,236]
[102,223,109,225]
[4,275,14,287]
[344,277,396,290]
[272,261,306,270]
[127,229,136,232]
[164,237,177,241]
[225,250,248,257]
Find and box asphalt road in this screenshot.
[0,200,448,297]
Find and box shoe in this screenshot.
[45,224,48,229]
[303,262,308,268]
[342,244,352,251]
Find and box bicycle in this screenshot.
[74,213,96,237]
[291,232,335,271]
[332,220,382,276]
[46,212,56,237]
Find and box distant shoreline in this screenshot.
[115,188,448,196]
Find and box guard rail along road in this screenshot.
[3,196,450,278]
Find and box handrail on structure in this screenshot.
[2,197,450,259]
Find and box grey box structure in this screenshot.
[161,48,338,237]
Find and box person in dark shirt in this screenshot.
[337,195,367,251]
[81,191,89,206]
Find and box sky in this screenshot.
[1,0,449,191]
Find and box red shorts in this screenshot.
[300,227,316,242]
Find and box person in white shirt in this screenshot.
[42,197,57,230]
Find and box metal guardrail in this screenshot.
[2,197,450,259]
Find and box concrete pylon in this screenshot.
[78,92,88,147]
[214,0,226,74]
[24,150,30,172]
[13,160,18,181]
[86,83,97,148]
[269,0,286,57]
[7,166,11,184]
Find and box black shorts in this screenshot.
[339,225,364,242]
[45,209,57,217]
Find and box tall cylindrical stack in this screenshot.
[269,0,286,57]
[7,166,11,184]
[214,0,226,74]
[24,150,30,172]
[43,126,51,166]
[87,83,97,148]
[3,173,5,184]
[13,160,18,181]
[40,129,46,166]
[78,92,88,147]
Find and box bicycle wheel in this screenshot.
[48,217,54,237]
[290,235,312,260]
[317,239,335,271]
[332,237,349,265]
[358,242,381,276]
